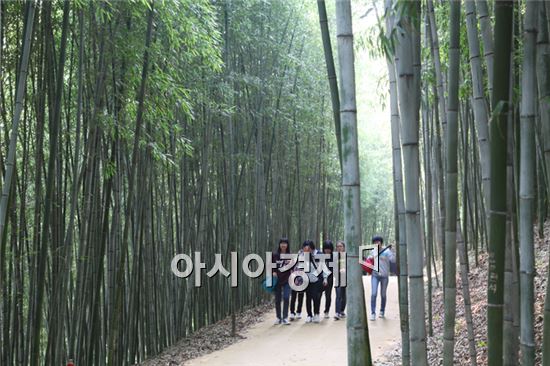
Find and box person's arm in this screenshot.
[272,252,278,276]
[387,248,396,263]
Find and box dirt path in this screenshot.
[186,276,400,366]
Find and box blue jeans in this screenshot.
[371,275,389,314]
[274,282,291,320]
[335,287,346,314]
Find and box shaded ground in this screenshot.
[141,277,401,366]
[138,303,272,366]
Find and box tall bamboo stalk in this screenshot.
[334,0,372,364]
[476,0,494,99]
[487,1,514,365]
[318,0,342,171]
[464,0,491,232]
[395,2,428,364]
[519,1,538,364]
[385,0,409,361]
[443,2,460,365]
[539,5,550,364]
[0,0,35,247]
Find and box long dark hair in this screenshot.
[277,237,290,254]
[302,239,315,251]
[323,240,334,253]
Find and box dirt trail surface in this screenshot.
[185,276,400,366]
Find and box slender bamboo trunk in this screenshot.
[519,1,538,364]
[318,0,342,171]
[476,0,494,99]
[487,2,514,365]
[426,4,446,269]
[334,1,372,364]
[443,2,460,364]
[385,0,409,359]
[395,2,428,364]
[464,0,491,234]
[427,0,447,141]
[541,6,550,363]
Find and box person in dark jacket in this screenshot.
[289,249,305,321]
[272,237,292,325]
[300,240,327,323]
[320,240,334,318]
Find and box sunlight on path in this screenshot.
[186,276,400,366]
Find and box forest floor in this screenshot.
[141,276,401,365]
[380,222,550,365]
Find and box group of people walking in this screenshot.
[271,235,395,325]
[271,238,347,325]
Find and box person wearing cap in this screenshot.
[368,235,395,321]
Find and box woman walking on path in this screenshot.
[289,247,305,321]
[320,240,334,318]
[334,240,347,320]
[302,240,327,323]
[272,238,292,325]
[368,235,395,321]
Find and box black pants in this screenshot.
[290,290,304,314]
[335,286,347,314]
[320,277,333,313]
[274,282,290,320]
[305,280,322,317]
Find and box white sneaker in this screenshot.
[305,316,313,323]
[274,318,281,325]
[370,313,376,321]
[379,312,385,318]
[324,312,329,319]
[339,312,346,318]
[282,318,290,325]
[313,314,320,323]
[289,313,295,321]
[296,313,302,320]
[334,313,341,320]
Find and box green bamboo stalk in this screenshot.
[334,0,372,364]
[318,0,342,171]
[443,2,460,365]
[487,1,514,365]
[386,0,409,360]
[395,2,428,364]
[519,1,538,364]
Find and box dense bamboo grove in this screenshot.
[0,1,397,365]
[377,0,550,365]
[7,0,550,365]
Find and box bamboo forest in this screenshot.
[2,0,550,365]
